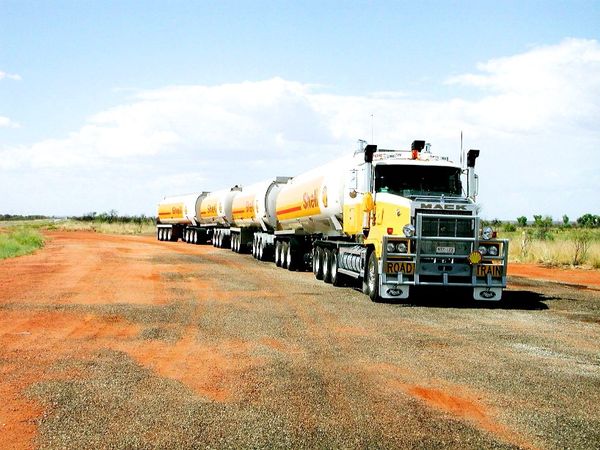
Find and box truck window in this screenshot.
[375,165,462,197]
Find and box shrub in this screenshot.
[572,231,591,265]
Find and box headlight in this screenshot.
[478,245,488,256]
[481,226,494,240]
[403,224,415,237]
[488,245,499,256]
[386,243,396,253]
[397,242,408,253]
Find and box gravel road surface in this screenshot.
[1,231,598,449]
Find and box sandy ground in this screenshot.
[0,231,598,449]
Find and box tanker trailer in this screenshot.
[197,186,241,248]
[272,140,508,302]
[156,193,208,243]
[229,177,291,255]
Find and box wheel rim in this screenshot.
[368,257,376,293]
[314,249,320,275]
[282,243,287,267]
[331,251,337,279]
[287,244,292,267]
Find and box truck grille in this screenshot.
[418,214,475,257]
[420,215,474,238]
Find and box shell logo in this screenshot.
[322,186,328,208]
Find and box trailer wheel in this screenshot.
[331,249,345,287]
[286,242,296,271]
[259,240,267,261]
[323,249,333,283]
[280,241,288,268]
[275,241,282,267]
[313,247,324,280]
[367,252,381,302]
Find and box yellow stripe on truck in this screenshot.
[276,176,323,221]
[200,199,219,219]
[158,203,185,220]
[231,193,256,220]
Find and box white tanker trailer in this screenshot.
[157,140,508,302]
[156,193,208,242]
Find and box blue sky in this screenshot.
[1,1,599,219]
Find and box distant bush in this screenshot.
[0,214,51,221]
[516,216,528,227]
[577,213,600,228]
[503,223,517,232]
[71,211,155,225]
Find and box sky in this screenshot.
[1,0,599,220]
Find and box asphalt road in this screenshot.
[1,231,598,449]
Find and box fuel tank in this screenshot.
[276,155,356,234]
[197,186,241,226]
[231,177,290,230]
[157,193,207,225]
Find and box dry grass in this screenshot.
[46,219,155,235]
[504,228,600,268]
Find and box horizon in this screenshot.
[1,1,599,219]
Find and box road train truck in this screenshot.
[156,140,508,302]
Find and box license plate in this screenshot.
[385,261,415,274]
[476,265,503,277]
[436,246,455,254]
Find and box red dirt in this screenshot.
[509,262,600,288]
[1,230,597,448]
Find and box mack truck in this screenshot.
[156,140,508,302]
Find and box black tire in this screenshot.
[331,249,345,287]
[286,241,296,271]
[281,241,289,269]
[314,247,324,280]
[323,248,332,284]
[367,252,381,302]
[275,241,282,267]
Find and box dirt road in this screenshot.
[1,231,599,449]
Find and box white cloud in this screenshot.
[0,116,20,128]
[2,39,599,218]
[0,70,21,81]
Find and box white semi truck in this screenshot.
[156,140,508,301]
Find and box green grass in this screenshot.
[0,225,45,259]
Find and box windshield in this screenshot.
[375,165,462,197]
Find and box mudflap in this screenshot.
[473,287,503,301]
[380,283,410,300]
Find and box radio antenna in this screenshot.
[460,130,464,168]
[370,114,374,143]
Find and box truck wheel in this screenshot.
[323,249,332,283]
[275,241,282,267]
[313,247,324,280]
[281,242,289,268]
[286,242,296,271]
[367,252,381,302]
[260,240,267,261]
[331,249,345,287]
